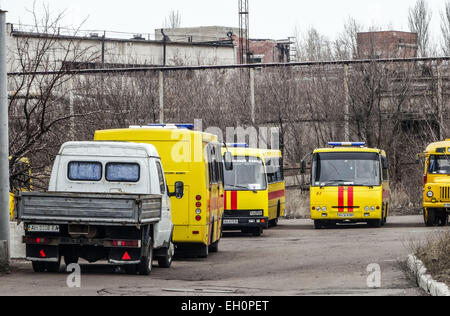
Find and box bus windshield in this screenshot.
[223,156,267,191]
[428,155,450,174]
[312,152,381,187]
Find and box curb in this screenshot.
[407,254,450,296]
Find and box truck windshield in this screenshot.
[223,156,267,191]
[312,152,381,187]
[428,155,450,174]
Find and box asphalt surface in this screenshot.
[1,215,448,296]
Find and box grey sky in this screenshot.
[0,0,447,42]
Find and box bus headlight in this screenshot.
[317,207,321,212]
[370,206,376,212]
[322,207,327,212]
[365,206,370,212]
[427,191,434,198]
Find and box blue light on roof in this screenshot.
[147,124,194,130]
[228,143,249,148]
[328,142,366,147]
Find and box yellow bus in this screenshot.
[301,142,390,229]
[9,157,32,221]
[221,144,285,236]
[418,139,450,226]
[94,124,225,257]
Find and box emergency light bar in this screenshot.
[227,143,249,148]
[328,142,366,147]
[129,124,195,130]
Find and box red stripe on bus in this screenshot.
[268,189,285,200]
[231,191,238,210]
[347,187,354,213]
[224,191,227,210]
[338,187,344,212]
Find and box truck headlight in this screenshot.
[427,191,434,198]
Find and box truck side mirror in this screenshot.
[300,160,307,174]
[224,152,233,171]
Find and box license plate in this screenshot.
[445,204,450,208]
[338,213,354,218]
[27,224,60,233]
[250,211,263,216]
[223,219,239,225]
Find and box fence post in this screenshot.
[343,64,350,142]
[250,67,255,124]
[159,70,164,124]
[0,10,10,270]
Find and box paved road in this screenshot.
[1,216,448,296]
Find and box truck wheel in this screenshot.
[32,261,46,273]
[46,257,61,273]
[424,209,436,227]
[439,212,448,226]
[208,240,219,253]
[138,244,154,276]
[158,242,174,268]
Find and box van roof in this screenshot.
[223,147,281,159]
[95,128,218,143]
[314,147,381,154]
[59,141,160,158]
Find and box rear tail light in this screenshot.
[23,236,50,244]
[196,202,202,207]
[195,215,202,221]
[196,195,202,201]
[112,240,139,247]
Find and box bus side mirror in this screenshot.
[169,181,184,199]
[382,156,389,170]
[224,152,233,171]
[300,160,307,174]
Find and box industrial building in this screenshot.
[357,31,418,59]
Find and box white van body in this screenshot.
[48,141,173,250]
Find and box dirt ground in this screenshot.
[1,215,448,296]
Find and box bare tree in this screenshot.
[442,1,450,55]
[408,0,432,57]
[8,5,100,190]
[164,10,182,29]
[334,17,364,60]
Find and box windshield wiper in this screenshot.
[226,184,257,193]
[320,180,350,188]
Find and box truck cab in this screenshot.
[419,140,450,226]
[17,141,180,275]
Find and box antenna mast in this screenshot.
[238,0,250,64]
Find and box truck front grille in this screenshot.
[440,186,450,201]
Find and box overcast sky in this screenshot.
[0,0,447,42]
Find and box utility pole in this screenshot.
[0,10,10,269]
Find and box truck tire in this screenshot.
[138,243,154,276]
[46,257,61,273]
[158,242,174,268]
[32,261,46,273]
[439,212,448,227]
[424,209,436,227]
[252,227,262,237]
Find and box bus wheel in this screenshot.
[424,209,436,227]
[198,244,209,258]
[368,220,382,228]
[209,240,219,253]
[252,227,262,237]
[314,220,323,230]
